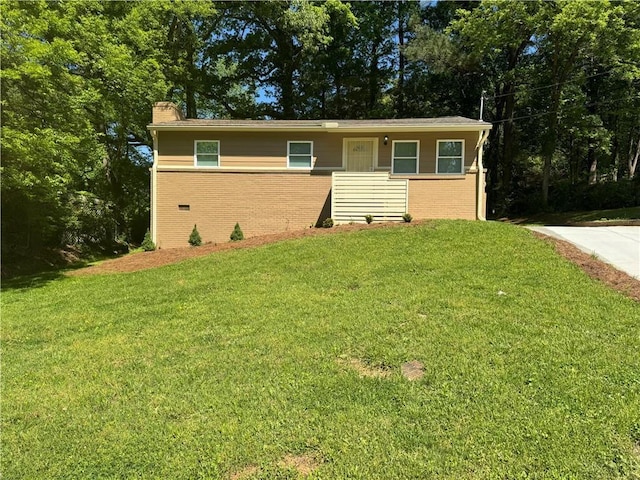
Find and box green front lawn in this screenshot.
[2,221,639,479]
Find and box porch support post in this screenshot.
[151,130,158,244]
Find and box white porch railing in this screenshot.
[331,172,408,224]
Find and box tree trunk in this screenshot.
[501,84,516,207]
[185,82,196,118]
[588,148,598,185]
[395,2,406,117]
[320,87,326,119]
[485,123,502,216]
[542,87,561,208]
[611,135,619,182]
[368,47,380,114]
[333,62,342,118]
[630,136,640,179]
[280,63,295,118]
[489,86,506,214]
[185,28,197,119]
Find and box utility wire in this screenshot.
[486,68,620,100]
[489,94,639,125]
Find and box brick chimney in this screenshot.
[152,102,185,123]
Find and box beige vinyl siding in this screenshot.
[157,131,342,169]
[157,130,480,173]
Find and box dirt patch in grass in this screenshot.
[532,231,640,302]
[229,454,319,479]
[229,465,259,480]
[67,221,422,277]
[339,357,392,379]
[278,454,320,476]
[401,360,425,381]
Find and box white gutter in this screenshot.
[151,130,158,244]
[147,124,492,134]
[476,129,491,221]
[326,126,490,133]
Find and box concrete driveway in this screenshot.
[529,226,640,279]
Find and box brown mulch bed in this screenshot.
[67,221,419,277]
[68,222,639,302]
[531,231,640,302]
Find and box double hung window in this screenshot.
[194,140,220,167]
[436,140,464,174]
[288,141,313,168]
[392,141,419,174]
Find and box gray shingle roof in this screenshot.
[150,116,491,129]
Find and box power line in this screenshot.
[486,68,619,101]
[489,94,639,125]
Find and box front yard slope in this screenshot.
[2,221,639,479]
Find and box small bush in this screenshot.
[230,223,244,241]
[364,214,373,224]
[402,213,413,223]
[322,218,334,228]
[188,224,202,246]
[140,229,156,251]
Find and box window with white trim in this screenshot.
[194,140,220,167]
[392,140,419,174]
[288,141,313,168]
[437,140,464,174]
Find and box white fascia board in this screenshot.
[148,124,492,133]
[148,125,326,132]
[324,125,492,133]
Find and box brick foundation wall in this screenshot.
[407,174,478,220]
[155,171,332,248]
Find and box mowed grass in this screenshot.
[2,221,639,479]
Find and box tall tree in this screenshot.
[402,1,481,119]
[299,1,392,119]
[407,0,640,212]
[448,1,540,211]
[215,0,354,119]
[2,0,106,255]
[1,0,168,265]
[128,1,216,118]
[535,1,620,206]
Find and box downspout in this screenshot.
[476,129,491,221]
[151,130,158,244]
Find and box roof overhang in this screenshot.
[323,125,491,133]
[148,123,492,133]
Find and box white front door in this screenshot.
[344,138,377,172]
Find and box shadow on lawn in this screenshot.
[498,206,640,226]
[2,245,128,290]
[1,270,70,291]
[1,257,114,291]
[0,260,98,291]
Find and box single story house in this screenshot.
[148,102,491,248]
